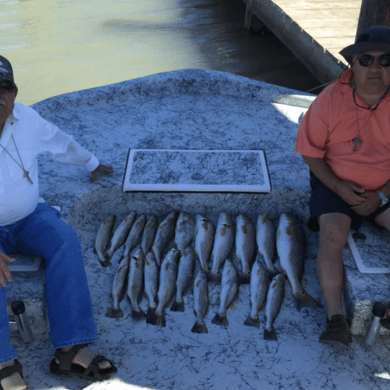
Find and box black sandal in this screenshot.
[0,360,25,390]
[50,343,117,382]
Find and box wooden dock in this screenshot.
[243,0,362,84]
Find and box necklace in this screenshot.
[352,86,390,152]
[0,135,33,184]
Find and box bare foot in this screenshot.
[55,345,111,371]
[0,360,29,390]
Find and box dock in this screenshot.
[243,0,362,84]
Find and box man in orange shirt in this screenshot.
[295,26,390,346]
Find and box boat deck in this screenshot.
[5,70,390,390]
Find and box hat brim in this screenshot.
[340,42,390,64]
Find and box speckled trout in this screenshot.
[105,211,137,264]
[209,213,235,282]
[94,214,116,267]
[256,213,278,277]
[194,215,215,272]
[276,213,322,311]
[235,214,256,284]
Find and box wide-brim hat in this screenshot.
[340,25,390,65]
[0,55,15,85]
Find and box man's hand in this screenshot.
[351,192,381,216]
[0,250,14,287]
[91,164,115,184]
[334,181,366,206]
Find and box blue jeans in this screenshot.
[0,203,97,364]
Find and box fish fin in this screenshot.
[132,308,146,320]
[191,320,208,334]
[105,307,124,318]
[211,313,229,326]
[240,272,250,285]
[170,299,185,312]
[295,289,323,311]
[244,316,260,328]
[264,328,278,341]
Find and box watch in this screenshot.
[378,191,389,207]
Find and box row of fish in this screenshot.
[97,211,322,339]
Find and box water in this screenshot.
[1,0,322,107]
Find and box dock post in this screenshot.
[356,0,390,40]
[244,1,268,34]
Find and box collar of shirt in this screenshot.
[0,104,21,148]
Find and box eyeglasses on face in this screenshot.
[0,81,16,91]
[357,54,390,67]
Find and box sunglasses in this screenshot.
[0,81,16,91]
[357,54,390,67]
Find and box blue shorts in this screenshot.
[308,172,390,232]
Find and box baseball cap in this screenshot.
[0,55,16,87]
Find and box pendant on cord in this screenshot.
[23,170,33,184]
[352,135,362,152]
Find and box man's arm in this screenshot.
[302,155,366,206]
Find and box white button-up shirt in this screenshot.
[0,103,99,226]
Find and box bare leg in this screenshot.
[317,213,351,320]
[55,345,111,370]
[375,208,390,317]
[0,360,29,390]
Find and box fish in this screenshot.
[94,214,116,267]
[105,211,137,264]
[152,211,178,267]
[211,259,239,326]
[194,215,215,272]
[123,215,147,258]
[126,246,146,320]
[244,256,269,328]
[146,248,181,326]
[264,273,285,341]
[209,213,235,282]
[174,212,195,252]
[256,213,278,277]
[144,250,159,317]
[276,213,322,311]
[191,269,209,333]
[105,256,130,318]
[141,215,159,255]
[171,246,196,312]
[235,214,256,284]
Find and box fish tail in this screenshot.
[191,320,208,334]
[244,315,260,328]
[240,272,250,285]
[264,328,278,341]
[294,289,323,311]
[132,308,147,321]
[105,307,124,318]
[170,299,185,312]
[147,306,156,318]
[146,313,166,327]
[211,312,229,326]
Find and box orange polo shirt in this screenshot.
[295,68,390,191]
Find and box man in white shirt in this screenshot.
[0,55,117,390]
